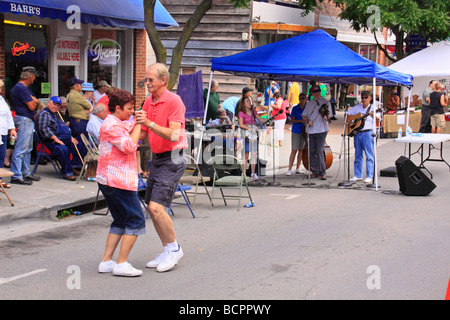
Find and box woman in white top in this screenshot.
[0,80,17,188]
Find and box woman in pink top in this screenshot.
[238,96,266,180]
[96,89,145,277]
[272,92,287,147]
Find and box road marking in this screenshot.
[269,194,300,200]
[0,269,47,285]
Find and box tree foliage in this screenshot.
[298,0,450,61]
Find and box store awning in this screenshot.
[0,0,178,29]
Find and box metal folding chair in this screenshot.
[32,132,63,178]
[168,184,195,218]
[209,154,253,211]
[77,133,98,183]
[178,154,211,208]
[0,168,14,206]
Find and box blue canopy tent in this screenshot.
[207,29,414,190]
[0,0,178,29]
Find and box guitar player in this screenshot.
[346,91,380,184]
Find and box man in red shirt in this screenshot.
[136,63,187,273]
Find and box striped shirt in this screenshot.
[96,115,139,191]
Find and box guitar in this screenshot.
[345,106,373,137]
[243,109,283,141]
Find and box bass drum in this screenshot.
[302,144,333,170]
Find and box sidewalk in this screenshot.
[1,109,449,225]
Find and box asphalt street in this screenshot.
[1,111,449,300]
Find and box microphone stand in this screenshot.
[338,104,355,187]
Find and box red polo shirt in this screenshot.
[141,89,187,154]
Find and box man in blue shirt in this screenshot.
[10,66,41,185]
[287,93,307,175]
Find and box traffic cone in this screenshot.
[445,277,450,300]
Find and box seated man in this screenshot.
[35,96,82,181]
[86,103,108,145]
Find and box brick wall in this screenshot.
[134,29,147,108]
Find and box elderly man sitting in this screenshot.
[86,103,107,145]
[35,96,82,181]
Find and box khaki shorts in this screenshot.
[430,114,445,128]
[291,132,306,151]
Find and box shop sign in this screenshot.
[88,38,121,66]
[11,41,36,56]
[9,3,41,16]
[55,37,80,65]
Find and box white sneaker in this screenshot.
[251,173,259,181]
[146,251,168,268]
[286,170,292,176]
[364,177,373,184]
[113,262,143,277]
[156,246,184,272]
[295,168,304,174]
[350,176,362,182]
[98,260,116,273]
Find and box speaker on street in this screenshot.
[395,156,436,196]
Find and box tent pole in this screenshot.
[372,77,379,191]
[197,71,214,164]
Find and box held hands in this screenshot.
[134,109,147,126]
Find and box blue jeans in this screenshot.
[98,183,146,236]
[0,135,6,180]
[353,130,374,179]
[11,116,34,179]
[44,142,74,176]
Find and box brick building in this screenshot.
[0,1,176,108]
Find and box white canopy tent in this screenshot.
[389,41,450,133]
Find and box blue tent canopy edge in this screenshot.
[211,29,413,87]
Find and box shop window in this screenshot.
[4,22,49,102]
[88,29,123,91]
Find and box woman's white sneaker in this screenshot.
[146,251,168,268]
[98,260,116,273]
[156,246,184,272]
[112,262,143,277]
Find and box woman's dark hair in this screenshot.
[108,89,136,113]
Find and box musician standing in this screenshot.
[238,96,266,180]
[302,85,332,180]
[347,91,379,184]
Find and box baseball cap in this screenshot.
[242,87,253,94]
[50,96,62,105]
[311,85,321,93]
[82,82,95,92]
[97,80,111,87]
[67,76,84,87]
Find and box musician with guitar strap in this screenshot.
[302,85,332,180]
[346,91,380,184]
[238,96,267,180]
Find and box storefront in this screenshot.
[0,0,177,104]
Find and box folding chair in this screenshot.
[77,133,98,183]
[0,168,14,206]
[209,154,253,211]
[32,132,63,178]
[178,155,211,209]
[168,184,195,218]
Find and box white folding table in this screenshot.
[394,133,450,179]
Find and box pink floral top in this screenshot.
[96,115,139,191]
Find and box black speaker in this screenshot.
[395,156,436,196]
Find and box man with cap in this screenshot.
[302,84,332,180]
[94,80,110,102]
[10,66,41,185]
[67,76,89,162]
[35,96,81,181]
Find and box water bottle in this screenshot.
[9,135,15,146]
[397,127,402,138]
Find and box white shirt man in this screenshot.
[86,103,108,145]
